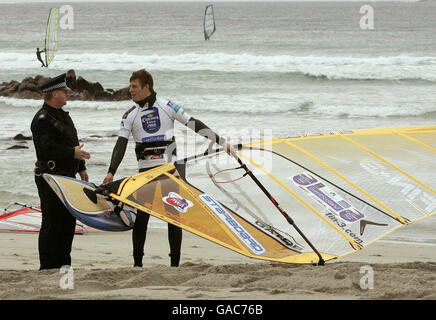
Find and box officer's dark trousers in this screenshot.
[132,167,182,267]
[35,175,76,270]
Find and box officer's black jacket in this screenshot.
[31,102,86,174]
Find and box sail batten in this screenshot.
[338,134,436,195]
[396,132,436,153]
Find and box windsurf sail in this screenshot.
[1,202,87,233]
[51,126,436,264]
[44,7,59,67]
[203,4,216,40]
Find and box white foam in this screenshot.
[1,90,435,118]
[1,52,436,81]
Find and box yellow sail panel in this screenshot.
[110,167,333,264]
[113,175,246,254]
[246,126,436,149]
[400,127,436,151]
[339,134,435,195]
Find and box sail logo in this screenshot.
[199,194,266,255]
[292,172,387,243]
[292,173,365,223]
[162,192,193,213]
[255,220,304,252]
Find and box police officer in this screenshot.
[103,69,235,268]
[31,73,90,270]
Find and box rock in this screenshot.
[13,134,32,141]
[94,90,115,101]
[1,81,20,97]
[75,76,89,93]
[66,69,77,90]
[7,145,29,150]
[0,70,131,101]
[112,87,131,101]
[35,75,50,88]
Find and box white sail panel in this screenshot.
[45,8,59,66]
[203,4,216,40]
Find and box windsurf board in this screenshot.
[42,174,136,232]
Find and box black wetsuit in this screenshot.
[108,94,225,267]
[31,103,86,270]
[36,49,46,67]
[132,166,184,267]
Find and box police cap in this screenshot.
[40,73,71,92]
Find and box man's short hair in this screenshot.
[130,69,154,92]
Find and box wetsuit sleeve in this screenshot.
[31,118,75,159]
[108,136,128,175]
[78,160,86,172]
[186,117,225,145]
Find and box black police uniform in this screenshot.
[31,73,86,270]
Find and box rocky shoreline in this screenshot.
[0,70,130,101]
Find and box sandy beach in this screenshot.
[0,228,435,301]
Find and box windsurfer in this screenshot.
[36,47,47,67]
[103,69,235,268]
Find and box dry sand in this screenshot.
[0,228,435,300]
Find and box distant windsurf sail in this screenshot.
[203,4,216,40]
[1,202,87,233]
[44,7,59,66]
[47,126,435,264]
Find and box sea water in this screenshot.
[0,1,435,243]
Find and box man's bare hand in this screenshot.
[79,170,89,182]
[74,144,90,161]
[103,172,114,184]
[223,142,237,158]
